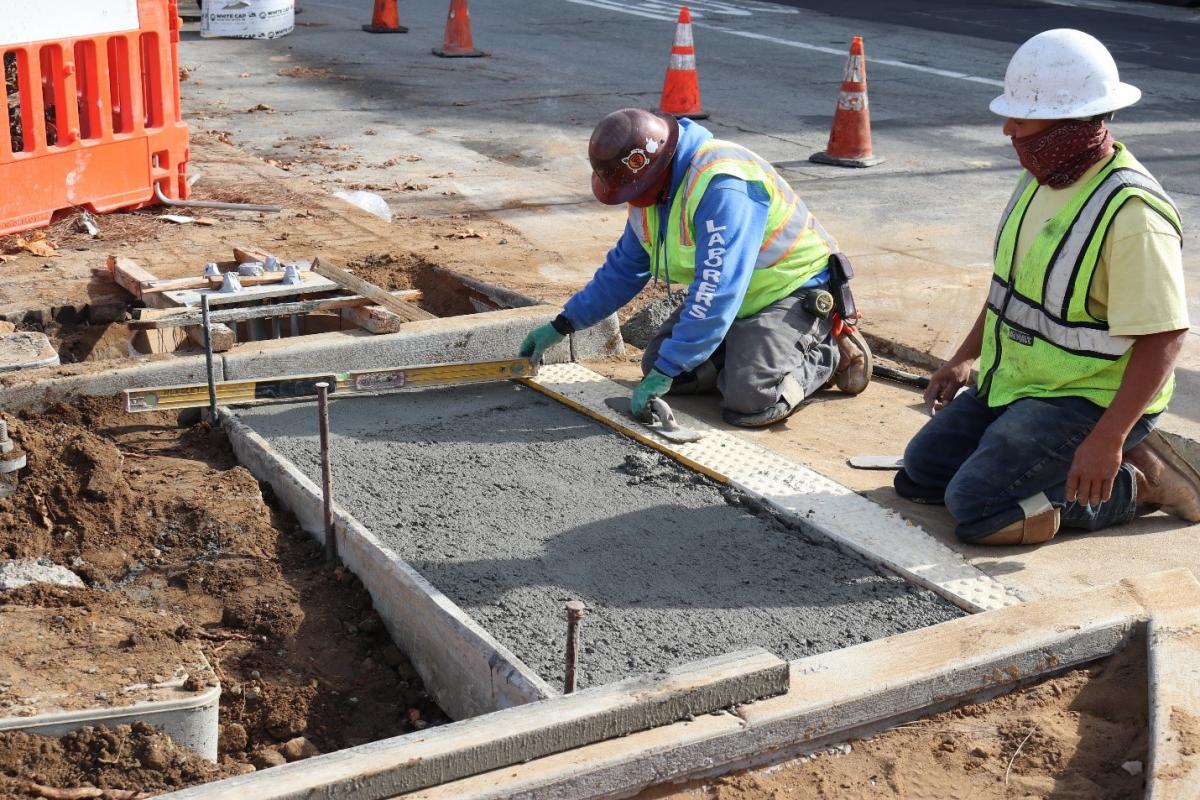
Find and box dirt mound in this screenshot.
[0,722,235,797]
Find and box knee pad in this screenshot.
[970,493,1060,546]
[893,469,945,505]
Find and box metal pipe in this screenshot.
[201,294,220,429]
[154,183,283,213]
[316,382,338,562]
[564,600,586,694]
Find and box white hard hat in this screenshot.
[990,29,1141,119]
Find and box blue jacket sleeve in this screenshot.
[561,221,651,331]
[654,176,770,377]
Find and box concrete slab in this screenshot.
[156,648,788,800]
[235,382,963,692]
[409,570,1200,800]
[528,363,1016,613]
[0,332,59,372]
[1148,608,1200,797]
[218,409,551,721]
[591,358,1200,609]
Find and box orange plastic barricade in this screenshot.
[0,0,190,236]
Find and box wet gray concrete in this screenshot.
[237,384,961,691]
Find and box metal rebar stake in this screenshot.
[316,382,337,562]
[564,600,586,694]
[201,294,219,428]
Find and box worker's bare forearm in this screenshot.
[949,303,989,365]
[1092,329,1188,442]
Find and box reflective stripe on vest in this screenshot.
[978,144,1182,411]
[985,277,1130,358]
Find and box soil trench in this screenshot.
[0,399,447,797]
[236,383,963,691]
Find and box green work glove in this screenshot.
[519,323,565,364]
[631,369,674,422]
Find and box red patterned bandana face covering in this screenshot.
[1011,120,1115,189]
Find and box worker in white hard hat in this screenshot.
[894,29,1198,546]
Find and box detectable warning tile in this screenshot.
[527,363,1020,613]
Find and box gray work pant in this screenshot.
[641,292,840,414]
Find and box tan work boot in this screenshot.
[1125,431,1200,522]
[833,328,873,395]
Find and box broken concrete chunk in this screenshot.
[0,559,85,591]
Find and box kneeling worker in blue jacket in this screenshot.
[519,108,872,428]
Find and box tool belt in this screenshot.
[793,253,857,320]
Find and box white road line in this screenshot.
[562,0,1005,87]
[1035,0,1200,24]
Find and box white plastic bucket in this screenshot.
[201,0,295,40]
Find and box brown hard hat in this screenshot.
[588,108,679,205]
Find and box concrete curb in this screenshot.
[158,648,789,800]
[0,354,219,411]
[407,569,1200,800]
[218,409,554,720]
[1148,608,1200,797]
[0,307,620,413]
[219,306,561,379]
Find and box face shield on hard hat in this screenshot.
[989,29,1141,120]
[588,109,679,206]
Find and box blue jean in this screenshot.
[898,388,1157,542]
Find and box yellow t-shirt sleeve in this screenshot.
[1088,198,1189,337]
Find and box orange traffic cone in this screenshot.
[362,0,408,33]
[659,7,707,120]
[433,0,486,58]
[810,37,884,167]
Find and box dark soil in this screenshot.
[0,723,234,798]
[0,398,448,796]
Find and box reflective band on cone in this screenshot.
[810,36,884,168]
[659,6,707,120]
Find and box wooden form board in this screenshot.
[129,290,424,330]
[312,258,434,323]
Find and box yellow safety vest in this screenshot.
[628,139,836,319]
[978,144,1182,412]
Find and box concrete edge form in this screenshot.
[157,648,789,800]
[406,569,1200,800]
[525,363,1018,613]
[1147,606,1200,797]
[217,408,555,721]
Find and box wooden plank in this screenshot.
[140,287,236,353]
[129,290,423,330]
[165,275,341,308]
[1148,608,1200,798]
[341,304,405,334]
[142,272,305,295]
[312,257,435,323]
[106,255,158,299]
[156,648,789,800]
[233,245,275,265]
